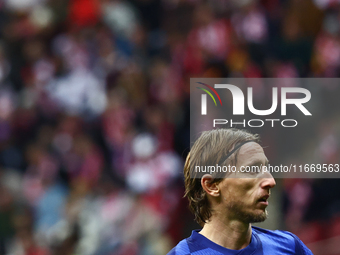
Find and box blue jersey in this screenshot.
[167,226,313,255]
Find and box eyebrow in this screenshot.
[245,159,269,166]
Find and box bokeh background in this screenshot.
[0,0,340,254]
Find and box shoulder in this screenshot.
[252,226,313,254]
[167,239,190,255]
[167,230,224,255]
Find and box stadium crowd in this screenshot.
[0,0,340,254]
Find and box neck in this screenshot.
[199,215,252,250]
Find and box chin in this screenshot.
[228,201,268,223]
[237,209,268,223]
[249,210,268,223]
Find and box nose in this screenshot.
[260,173,276,190]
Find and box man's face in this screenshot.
[217,142,276,223]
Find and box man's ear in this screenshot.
[201,174,220,197]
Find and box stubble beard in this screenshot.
[227,201,268,223]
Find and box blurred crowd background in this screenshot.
[0,0,340,254]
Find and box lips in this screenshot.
[257,194,270,203]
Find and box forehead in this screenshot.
[236,142,267,166]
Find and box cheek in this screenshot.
[222,178,259,195]
[232,180,258,200]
